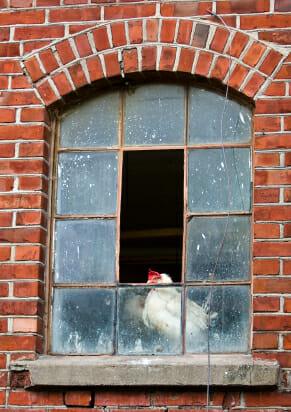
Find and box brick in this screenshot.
[0,43,19,57]
[0,247,10,261]
[159,47,176,71]
[0,76,8,89]
[0,319,7,333]
[0,264,43,281]
[254,278,291,293]
[243,42,267,67]
[123,49,138,74]
[255,134,291,149]
[253,296,280,312]
[145,19,158,42]
[151,391,206,406]
[285,297,291,311]
[0,300,39,316]
[93,26,110,51]
[275,65,291,80]
[13,318,38,333]
[254,188,279,203]
[210,27,229,53]
[177,20,193,45]
[259,30,291,45]
[228,64,248,89]
[0,227,46,243]
[0,212,12,227]
[0,27,9,41]
[0,177,13,191]
[11,76,31,89]
[38,80,59,106]
[19,176,48,192]
[0,125,46,141]
[21,108,50,123]
[69,23,94,34]
[111,22,127,47]
[243,72,266,98]
[255,206,291,221]
[0,60,21,74]
[253,259,280,275]
[254,223,280,239]
[275,0,291,12]
[178,48,195,73]
[255,170,291,185]
[254,117,281,133]
[24,56,45,82]
[19,142,48,158]
[104,53,120,78]
[195,51,213,77]
[284,223,291,238]
[128,20,143,44]
[211,56,230,81]
[160,19,176,43]
[23,40,52,54]
[15,26,65,41]
[15,246,43,262]
[160,2,212,16]
[245,391,291,407]
[65,391,92,406]
[49,7,100,22]
[264,82,286,96]
[16,211,45,226]
[254,315,291,331]
[142,46,156,71]
[14,281,43,299]
[75,33,92,57]
[0,159,47,174]
[192,23,209,48]
[104,5,156,19]
[86,56,103,82]
[95,392,150,406]
[283,334,291,349]
[285,189,291,202]
[254,152,280,167]
[9,391,63,406]
[217,0,270,13]
[254,242,291,257]
[56,40,76,64]
[283,260,291,275]
[0,10,45,25]
[39,49,59,74]
[52,71,73,96]
[253,332,278,349]
[259,49,283,76]
[0,283,8,297]
[240,14,291,30]
[11,0,32,6]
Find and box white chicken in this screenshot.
[142,269,216,347]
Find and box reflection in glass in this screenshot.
[186,216,250,281]
[188,148,251,212]
[52,288,115,354]
[189,87,252,144]
[54,219,116,283]
[57,151,118,215]
[125,84,185,146]
[118,286,182,354]
[186,286,250,353]
[60,92,119,148]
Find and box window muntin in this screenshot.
[51,83,252,355]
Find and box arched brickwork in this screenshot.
[22,17,286,106]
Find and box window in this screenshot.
[50,83,252,355]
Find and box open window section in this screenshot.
[51,83,252,355]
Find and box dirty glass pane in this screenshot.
[54,219,116,283]
[186,216,250,281]
[188,148,251,212]
[60,92,119,148]
[125,84,185,146]
[189,87,252,144]
[118,286,182,354]
[52,288,115,354]
[186,286,250,353]
[57,151,118,215]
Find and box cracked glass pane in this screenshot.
[186,285,250,353]
[118,286,182,354]
[189,87,252,144]
[188,148,251,212]
[52,288,115,354]
[186,216,251,281]
[125,84,185,146]
[57,151,118,215]
[54,219,116,283]
[60,91,119,148]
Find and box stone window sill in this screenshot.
[11,355,279,388]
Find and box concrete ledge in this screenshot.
[11,355,279,387]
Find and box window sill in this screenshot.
[11,355,279,388]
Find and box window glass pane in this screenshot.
[60,92,119,148]
[189,87,252,144]
[54,219,116,283]
[118,286,182,354]
[186,216,250,281]
[188,148,251,212]
[125,84,185,146]
[186,286,250,353]
[51,288,115,354]
[57,151,118,215]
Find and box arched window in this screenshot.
[50,83,252,355]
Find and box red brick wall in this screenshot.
[0,0,291,410]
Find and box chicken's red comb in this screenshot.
[148,269,161,280]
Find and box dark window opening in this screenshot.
[120,150,184,283]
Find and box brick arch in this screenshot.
[22,17,286,106]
